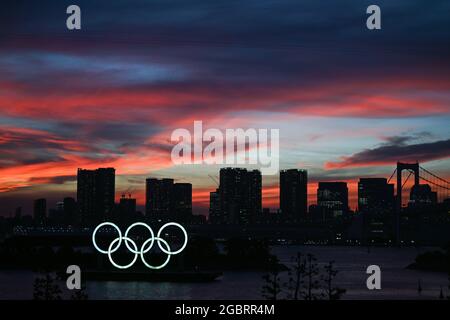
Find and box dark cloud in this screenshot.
[1,0,449,90]
[383,136,414,146]
[29,175,76,185]
[381,131,434,146]
[78,121,161,146]
[0,126,100,168]
[326,139,450,169]
[0,120,166,168]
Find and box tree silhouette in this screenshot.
[261,257,282,300]
[302,254,321,300]
[285,252,306,300]
[321,261,346,300]
[261,252,348,300]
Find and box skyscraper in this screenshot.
[409,184,437,207]
[145,179,193,220]
[77,169,95,223]
[217,168,262,224]
[145,178,174,215]
[173,183,193,219]
[358,178,395,213]
[317,182,348,220]
[77,167,115,225]
[358,178,394,241]
[280,169,308,221]
[33,198,46,224]
[209,189,221,223]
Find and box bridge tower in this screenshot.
[395,162,419,244]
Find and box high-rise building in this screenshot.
[209,189,221,223]
[358,178,394,241]
[217,168,262,224]
[77,168,115,225]
[145,179,193,220]
[358,178,395,213]
[317,182,348,220]
[280,169,308,221]
[409,184,437,207]
[145,178,174,215]
[33,198,47,223]
[77,169,95,223]
[173,183,192,219]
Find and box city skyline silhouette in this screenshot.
[0,1,449,217]
[0,0,449,303]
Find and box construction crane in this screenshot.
[121,186,134,199]
[208,174,219,187]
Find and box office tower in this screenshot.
[33,198,47,223]
[209,189,221,224]
[247,169,262,223]
[145,178,174,215]
[409,184,437,207]
[77,167,115,225]
[77,169,95,223]
[218,168,262,224]
[317,182,348,220]
[358,178,394,241]
[280,169,308,221]
[145,179,193,220]
[358,178,395,213]
[173,183,192,219]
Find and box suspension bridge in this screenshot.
[386,162,449,244]
[387,162,450,207]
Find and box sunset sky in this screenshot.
[0,0,449,216]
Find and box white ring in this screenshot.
[107,236,139,269]
[157,222,188,255]
[92,222,122,254]
[91,221,188,269]
[124,222,155,254]
[140,237,171,270]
